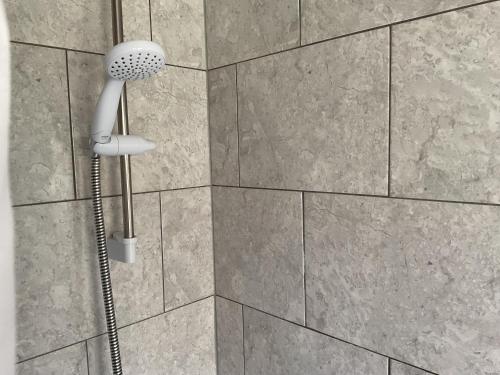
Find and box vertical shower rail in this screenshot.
[111,0,135,240]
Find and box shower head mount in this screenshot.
[91,40,166,146]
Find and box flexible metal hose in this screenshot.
[91,154,123,375]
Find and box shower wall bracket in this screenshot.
[108,232,137,263]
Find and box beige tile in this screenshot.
[67,51,121,199]
[208,65,239,186]
[122,0,152,41]
[213,187,304,324]
[87,297,217,375]
[127,66,210,192]
[301,0,485,44]
[5,0,112,53]
[206,0,300,68]
[305,193,500,374]
[151,0,206,69]
[216,297,244,375]
[244,307,387,375]
[391,3,500,203]
[15,193,162,360]
[161,187,214,311]
[16,343,88,375]
[238,29,389,194]
[10,43,74,205]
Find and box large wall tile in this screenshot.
[6,0,112,53]
[391,360,432,375]
[127,66,210,192]
[161,187,214,311]
[213,187,304,323]
[151,0,206,69]
[6,0,147,52]
[301,0,485,44]
[16,343,88,375]
[87,297,216,375]
[15,193,162,360]
[305,193,500,374]
[391,3,500,203]
[208,65,239,186]
[10,43,74,205]
[216,297,244,375]
[244,307,387,375]
[68,52,121,199]
[238,29,389,194]
[206,0,299,68]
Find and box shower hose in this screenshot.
[91,154,123,375]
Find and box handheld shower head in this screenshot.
[106,40,165,81]
[92,41,166,144]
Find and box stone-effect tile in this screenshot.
[5,0,112,53]
[305,193,500,374]
[391,360,432,375]
[216,297,244,375]
[151,0,206,69]
[238,29,389,194]
[10,43,74,205]
[15,193,162,360]
[87,297,216,375]
[391,3,500,204]
[68,52,121,199]
[127,67,210,192]
[212,187,304,324]
[16,343,88,375]
[208,65,239,186]
[301,0,485,44]
[161,187,214,311]
[122,0,152,41]
[206,0,300,68]
[244,307,387,375]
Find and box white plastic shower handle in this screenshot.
[92,135,156,156]
[91,78,125,144]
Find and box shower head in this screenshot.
[105,40,165,81]
[91,40,166,144]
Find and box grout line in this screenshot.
[206,58,214,186]
[210,187,217,297]
[64,51,78,200]
[235,64,241,187]
[158,192,166,312]
[206,0,500,71]
[85,340,91,375]
[148,0,153,42]
[12,185,212,208]
[387,26,392,197]
[301,192,307,326]
[211,184,500,208]
[242,304,246,375]
[298,0,302,46]
[11,40,205,72]
[10,40,104,56]
[166,62,206,72]
[216,295,438,375]
[16,339,96,365]
[213,294,219,375]
[388,358,392,375]
[203,0,210,70]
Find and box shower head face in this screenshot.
[105,40,166,81]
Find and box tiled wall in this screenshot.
[10,0,500,374]
[8,0,215,373]
[208,1,500,375]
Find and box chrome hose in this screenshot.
[90,154,123,375]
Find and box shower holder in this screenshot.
[108,232,137,263]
